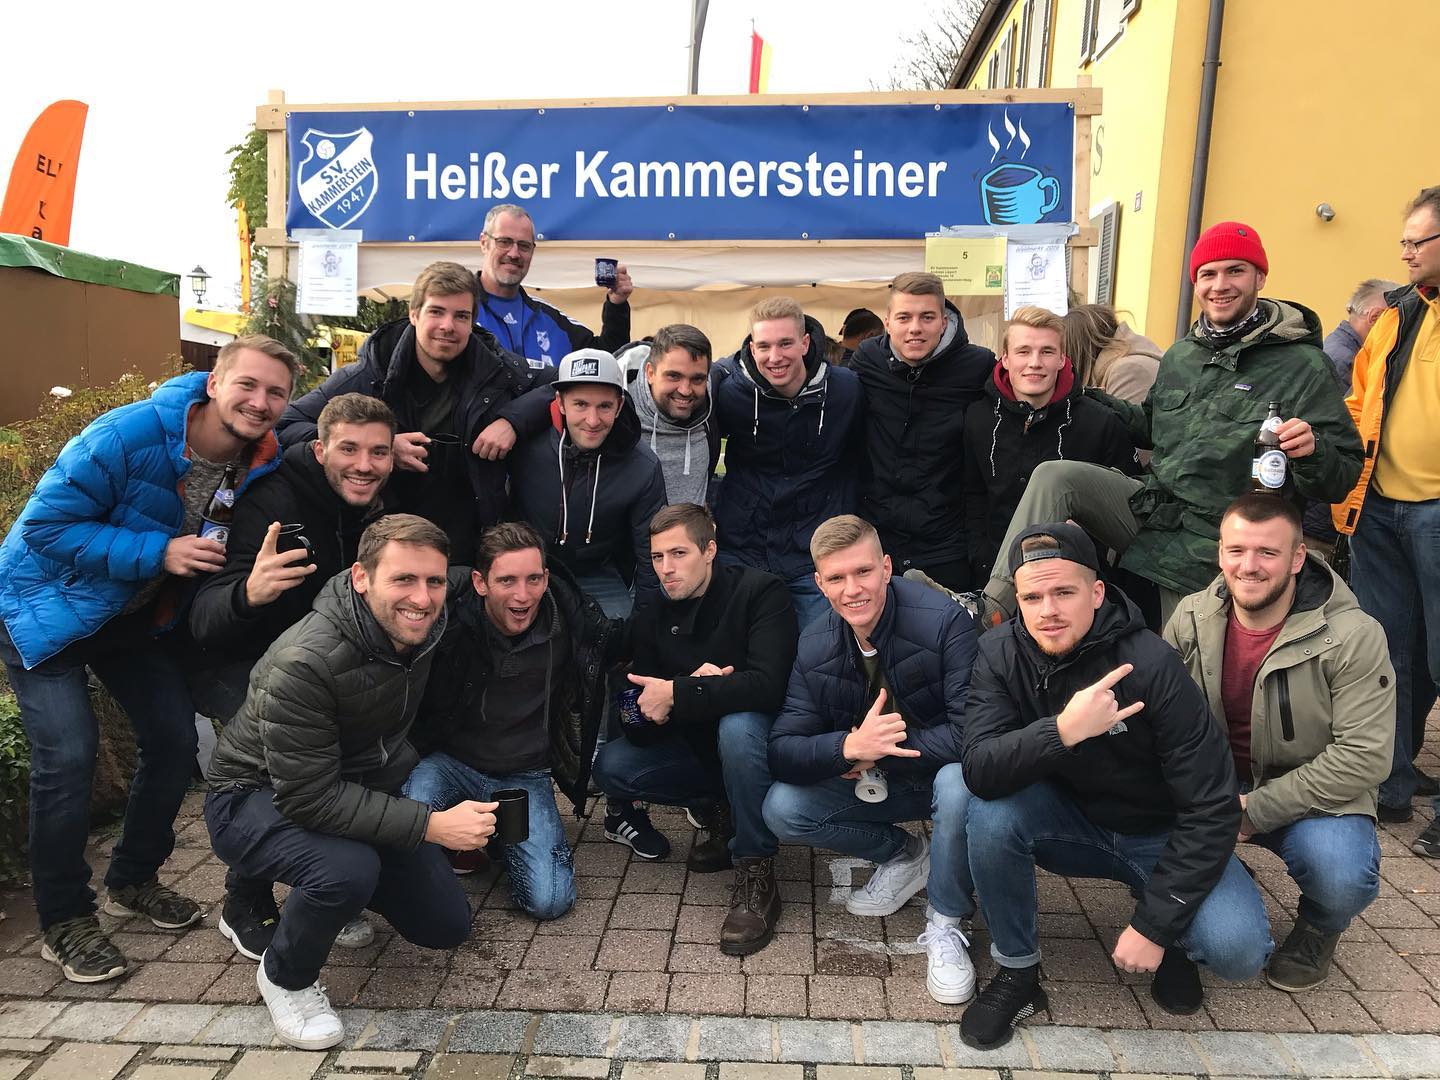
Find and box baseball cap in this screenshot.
[553,348,624,391]
[1007,522,1102,578]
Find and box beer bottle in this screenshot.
[1251,401,1288,494]
[199,464,240,546]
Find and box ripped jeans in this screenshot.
[403,756,575,921]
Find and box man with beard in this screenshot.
[205,516,480,1050]
[711,297,865,627]
[960,524,1269,1050]
[0,336,295,984]
[191,393,400,960]
[853,272,996,592]
[618,324,719,505]
[474,203,632,365]
[277,262,556,559]
[1167,495,1392,993]
[958,224,1362,631]
[591,503,797,953]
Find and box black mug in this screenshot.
[275,523,316,564]
[493,788,529,845]
[425,432,463,476]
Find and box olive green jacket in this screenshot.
[1164,556,1394,834]
[1091,299,1363,594]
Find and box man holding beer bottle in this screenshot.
[939,222,1363,631]
[0,336,297,983]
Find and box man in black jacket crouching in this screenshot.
[959,523,1271,1051]
[591,503,798,955]
[205,516,484,1051]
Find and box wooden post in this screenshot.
[264,89,288,283]
[1070,74,1095,300]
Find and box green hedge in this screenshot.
[0,693,25,884]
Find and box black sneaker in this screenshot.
[604,802,671,860]
[958,964,1047,1050]
[687,802,734,873]
[1416,770,1440,798]
[1266,917,1341,992]
[1377,803,1414,824]
[1150,946,1203,1014]
[219,891,282,961]
[41,915,128,983]
[1414,821,1440,859]
[103,879,202,929]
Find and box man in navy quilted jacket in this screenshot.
[0,336,298,984]
[763,514,980,1007]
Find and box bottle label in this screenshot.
[211,488,236,509]
[1255,449,1288,489]
[1262,415,1283,434]
[199,521,230,545]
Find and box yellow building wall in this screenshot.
[1200,0,1440,328]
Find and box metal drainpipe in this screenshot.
[1175,0,1227,341]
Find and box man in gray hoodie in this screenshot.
[620,324,719,506]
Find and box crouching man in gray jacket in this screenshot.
[205,515,489,1049]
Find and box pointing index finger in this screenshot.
[1095,663,1134,691]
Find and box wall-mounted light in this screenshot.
[1315,203,1336,222]
[189,265,211,305]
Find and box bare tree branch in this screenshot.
[879,0,989,90]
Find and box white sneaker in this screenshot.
[334,916,374,949]
[918,915,976,1004]
[256,953,344,1050]
[846,833,930,916]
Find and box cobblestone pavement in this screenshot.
[2,732,1439,1077]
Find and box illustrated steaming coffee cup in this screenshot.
[980,163,1062,225]
[275,523,316,565]
[493,788,529,845]
[594,257,619,288]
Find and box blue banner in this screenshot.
[286,103,1074,242]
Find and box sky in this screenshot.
[1,0,941,309]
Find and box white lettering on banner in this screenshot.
[569,150,948,199]
[411,149,949,202]
[407,152,561,201]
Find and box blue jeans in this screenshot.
[402,755,575,921]
[762,762,975,919]
[967,781,1272,978]
[1247,814,1380,934]
[0,616,198,929]
[1350,492,1440,810]
[205,788,469,990]
[592,711,778,859]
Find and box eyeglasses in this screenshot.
[486,233,536,255]
[1399,231,1440,255]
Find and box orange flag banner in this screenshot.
[0,100,89,246]
[748,31,771,94]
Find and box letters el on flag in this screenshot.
[0,100,89,246]
[749,30,771,94]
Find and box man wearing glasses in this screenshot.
[1333,185,1440,851]
[476,204,633,367]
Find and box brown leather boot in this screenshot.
[720,856,780,956]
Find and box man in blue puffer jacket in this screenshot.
[711,297,864,628]
[0,336,295,984]
[763,515,980,1008]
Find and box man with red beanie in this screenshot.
[940,221,1361,631]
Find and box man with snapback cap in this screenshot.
[945,223,1361,633]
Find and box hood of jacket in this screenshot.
[1188,298,1325,353]
[626,343,714,435]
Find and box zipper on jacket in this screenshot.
[1277,670,1295,741]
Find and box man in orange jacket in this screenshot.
[1333,185,1440,853]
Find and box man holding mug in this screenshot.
[405,521,623,921]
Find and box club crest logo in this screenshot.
[536,329,551,353]
[297,128,378,229]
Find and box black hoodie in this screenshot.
[507,394,667,601]
[963,586,1241,948]
[852,300,996,570]
[711,315,865,582]
[962,359,1140,579]
[190,440,396,660]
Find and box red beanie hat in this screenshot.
[1189,221,1268,281]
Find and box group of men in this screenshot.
[0,187,1436,1053]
